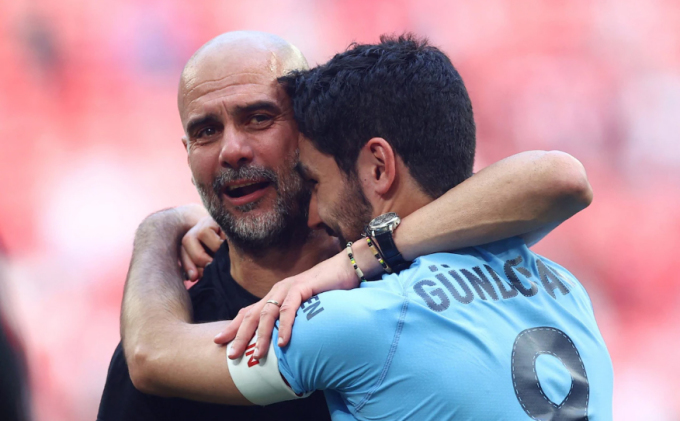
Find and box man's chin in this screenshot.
[216,205,306,252]
[218,216,282,251]
[222,194,279,215]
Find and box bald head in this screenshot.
[179,31,308,111]
[177,32,313,253]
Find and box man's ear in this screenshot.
[356,137,396,196]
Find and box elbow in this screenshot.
[544,151,593,212]
[126,344,170,397]
[126,344,155,394]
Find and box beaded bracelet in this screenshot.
[345,242,367,283]
[366,236,392,273]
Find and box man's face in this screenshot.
[297,137,373,245]
[180,58,308,251]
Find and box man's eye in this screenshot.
[196,127,217,138]
[249,114,272,125]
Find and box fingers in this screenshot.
[196,223,223,254]
[252,302,279,359]
[183,235,214,266]
[181,227,215,272]
[215,307,247,345]
[226,302,262,359]
[217,280,294,360]
[254,286,289,359]
[277,286,306,347]
[180,246,199,281]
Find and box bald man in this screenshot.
[98,31,593,420]
[97,31,335,421]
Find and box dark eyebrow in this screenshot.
[233,101,282,117]
[186,114,221,136]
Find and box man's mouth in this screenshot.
[224,180,272,200]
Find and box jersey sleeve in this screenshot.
[272,289,405,399]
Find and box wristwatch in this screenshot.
[365,212,410,272]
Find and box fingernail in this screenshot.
[254,347,260,358]
[214,332,223,340]
[277,337,284,346]
[188,270,195,279]
[228,347,235,358]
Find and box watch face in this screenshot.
[369,212,400,231]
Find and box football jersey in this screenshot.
[273,237,613,420]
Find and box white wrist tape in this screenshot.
[227,334,310,406]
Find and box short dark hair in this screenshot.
[280,34,475,198]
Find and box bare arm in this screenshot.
[218,150,593,357]
[121,205,250,405]
[391,149,592,263]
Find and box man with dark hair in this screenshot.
[267,34,613,419]
[282,34,477,243]
[291,35,475,199]
[116,32,606,420]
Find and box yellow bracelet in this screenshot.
[346,242,367,282]
[366,236,392,273]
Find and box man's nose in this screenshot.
[307,194,324,230]
[218,128,254,169]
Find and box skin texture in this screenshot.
[179,31,338,298]
[181,33,309,251]
[122,31,594,404]
[297,143,373,246]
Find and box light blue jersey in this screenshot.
[273,238,613,420]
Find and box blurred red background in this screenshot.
[0,0,678,419]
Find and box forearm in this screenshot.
[355,151,592,277]
[398,150,591,257]
[122,210,194,390]
[121,208,249,404]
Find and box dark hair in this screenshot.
[279,34,475,198]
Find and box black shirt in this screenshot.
[97,243,331,420]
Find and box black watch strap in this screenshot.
[374,230,410,272]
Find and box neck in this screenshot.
[227,229,340,298]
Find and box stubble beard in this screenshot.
[330,172,374,246]
[195,159,311,254]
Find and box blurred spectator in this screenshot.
[0,239,31,421]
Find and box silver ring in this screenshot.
[266,300,281,307]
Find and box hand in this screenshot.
[214,251,361,359]
[180,215,226,281]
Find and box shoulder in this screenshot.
[275,286,407,393]
[398,237,531,277]
[289,286,406,342]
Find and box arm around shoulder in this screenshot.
[390,150,594,260]
[121,206,251,405]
